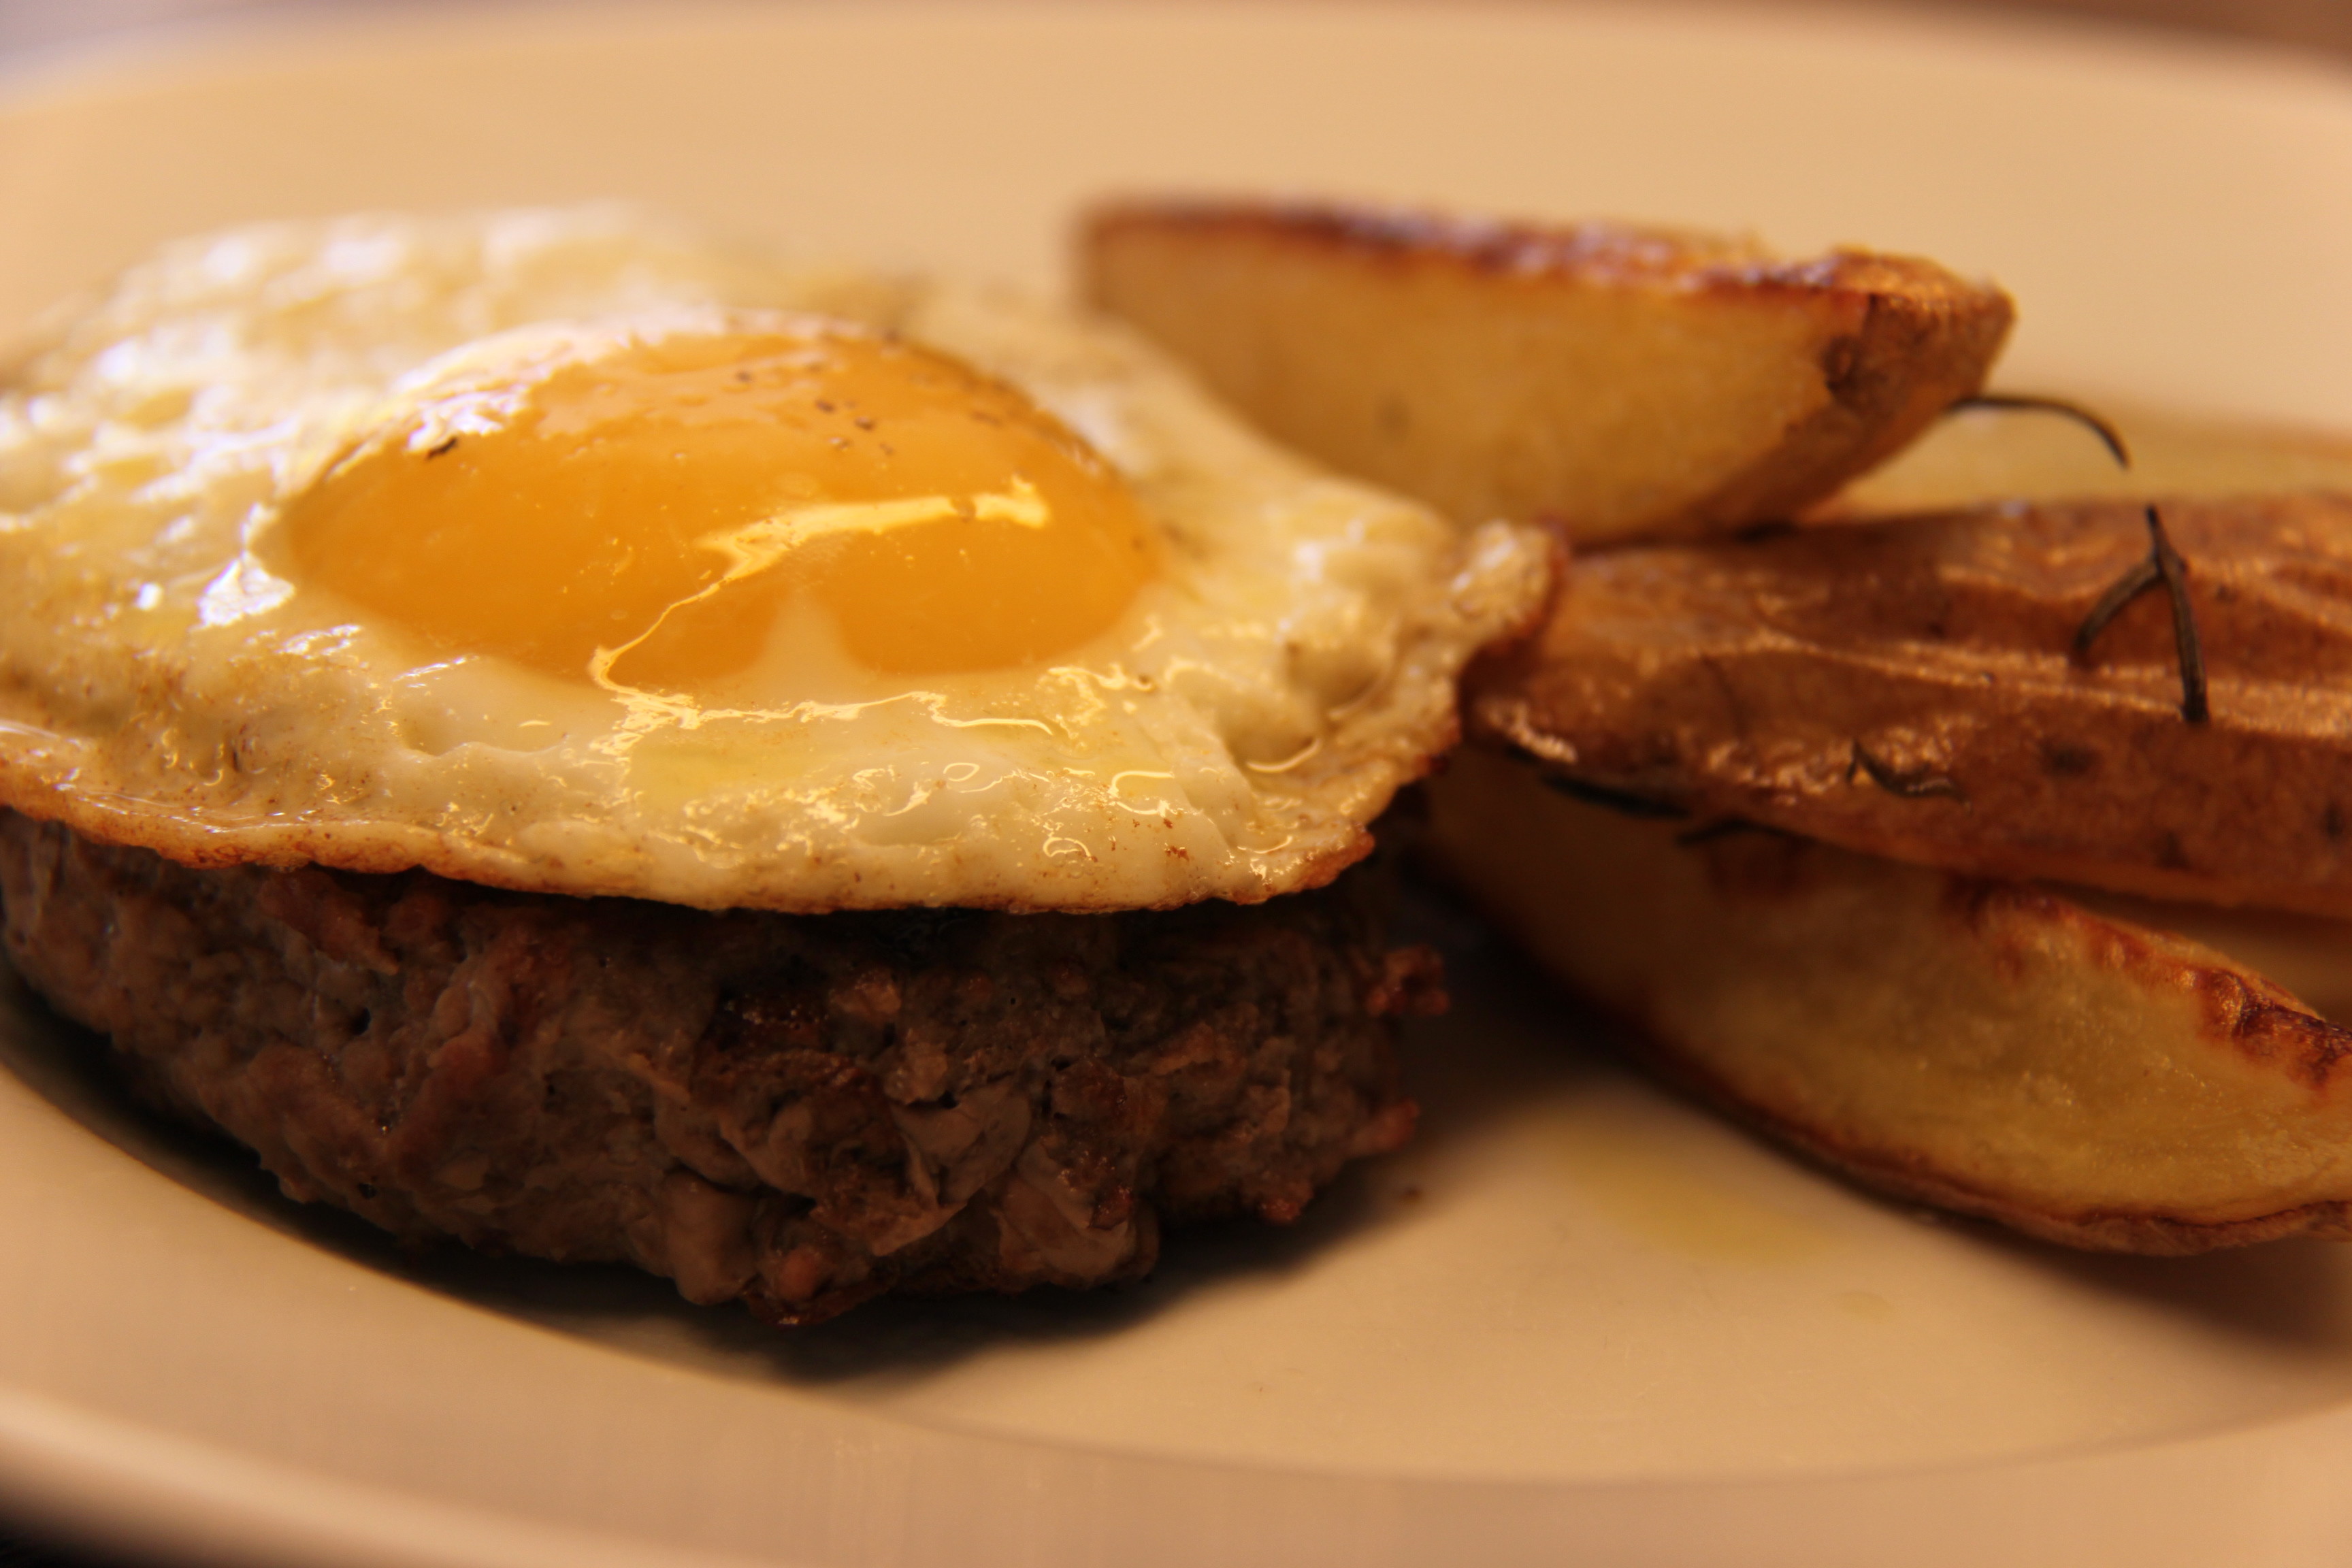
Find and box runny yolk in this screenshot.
[274,325,1158,696]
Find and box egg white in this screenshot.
[0,208,1550,911]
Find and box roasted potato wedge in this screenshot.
[1467,491,2352,917]
[1424,746,2352,1252]
[1081,199,2013,542]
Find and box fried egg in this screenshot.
[0,208,1549,911]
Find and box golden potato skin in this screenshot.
[1081,199,2013,542]
[1424,747,2352,1252]
[1467,491,2352,919]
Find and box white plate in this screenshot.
[5,4,2352,1564]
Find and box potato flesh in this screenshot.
[1081,201,2013,542]
[1424,747,2352,1251]
[1468,491,2352,917]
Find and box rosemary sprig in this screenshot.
[1946,393,2131,468]
[1947,393,2210,725]
[2072,504,2209,724]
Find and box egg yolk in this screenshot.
[275,325,1157,696]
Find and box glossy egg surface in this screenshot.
[0,208,1549,911]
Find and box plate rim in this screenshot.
[7,3,2352,1564]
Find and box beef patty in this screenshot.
[0,810,1437,1324]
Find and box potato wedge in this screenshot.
[1423,746,2352,1252]
[1467,491,2352,917]
[1081,199,2013,542]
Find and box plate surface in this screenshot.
[5,4,2352,1565]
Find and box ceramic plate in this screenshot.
[5,4,2352,1564]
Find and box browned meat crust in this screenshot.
[0,811,1435,1325]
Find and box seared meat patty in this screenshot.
[0,811,1435,1324]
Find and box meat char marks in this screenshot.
[0,811,1435,1324]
